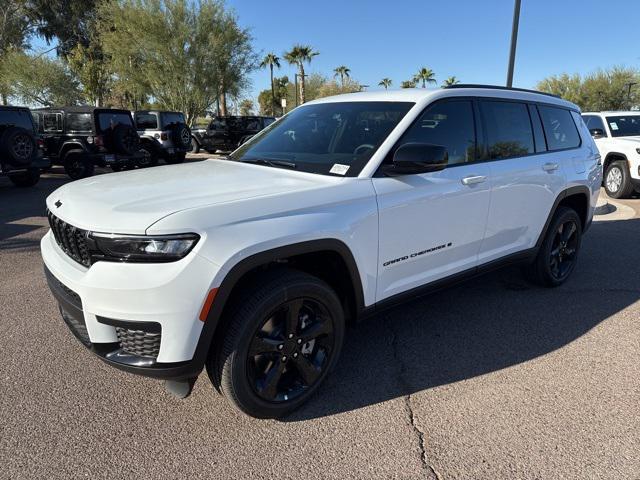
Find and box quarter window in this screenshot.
[538,106,581,150]
[396,100,476,165]
[66,113,93,132]
[135,113,158,129]
[43,113,63,132]
[481,101,534,160]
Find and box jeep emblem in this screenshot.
[54,200,62,208]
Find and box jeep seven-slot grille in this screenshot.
[47,210,91,267]
[115,328,161,359]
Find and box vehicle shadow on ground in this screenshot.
[286,217,640,421]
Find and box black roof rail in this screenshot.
[444,84,561,99]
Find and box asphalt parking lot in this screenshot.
[1,161,639,479]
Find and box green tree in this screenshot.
[260,52,280,116]
[0,0,32,104]
[333,65,350,86]
[442,76,459,87]
[98,0,256,125]
[239,98,253,115]
[378,78,392,90]
[67,41,111,106]
[284,44,319,104]
[1,50,82,106]
[401,80,416,88]
[413,67,436,88]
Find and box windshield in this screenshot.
[229,101,414,176]
[605,115,640,137]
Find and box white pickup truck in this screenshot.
[582,111,640,198]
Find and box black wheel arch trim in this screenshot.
[190,239,366,375]
[534,185,592,249]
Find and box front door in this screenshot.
[373,99,492,301]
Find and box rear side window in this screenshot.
[245,118,260,130]
[0,109,34,131]
[481,101,534,160]
[538,106,581,150]
[98,112,133,132]
[161,112,185,128]
[135,113,158,129]
[397,100,476,165]
[66,113,93,132]
[209,118,227,130]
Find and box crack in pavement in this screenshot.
[385,315,441,480]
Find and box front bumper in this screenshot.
[41,230,221,380]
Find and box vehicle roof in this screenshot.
[32,106,132,114]
[582,111,640,116]
[135,110,184,115]
[0,105,30,112]
[305,86,580,111]
[213,115,276,119]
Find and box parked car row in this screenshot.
[1,104,277,186]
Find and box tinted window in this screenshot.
[0,109,34,131]
[135,113,158,129]
[66,113,93,132]
[42,113,63,132]
[245,118,260,130]
[98,112,133,132]
[161,112,185,128]
[396,100,476,165]
[582,115,606,134]
[482,101,534,159]
[538,106,580,150]
[528,104,547,152]
[264,118,276,127]
[209,118,227,130]
[604,115,640,138]
[230,101,413,176]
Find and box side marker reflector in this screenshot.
[199,288,218,322]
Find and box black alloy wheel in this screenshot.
[209,268,345,418]
[549,219,579,282]
[248,298,335,403]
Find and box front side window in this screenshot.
[538,105,580,150]
[135,113,158,130]
[582,115,606,135]
[482,101,534,160]
[66,113,93,132]
[98,112,133,132]
[394,100,476,165]
[43,113,62,132]
[161,112,185,128]
[605,115,640,138]
[230,101,414,176]
[245,118,260,130]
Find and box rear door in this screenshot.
[478,100,571,264]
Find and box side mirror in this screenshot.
[388,143,448,175]
[589,128,605,138]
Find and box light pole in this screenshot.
[506,0,522,88]
[626,82,637,109]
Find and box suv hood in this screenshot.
[46,159,338,234]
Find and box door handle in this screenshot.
[542,162,559,172]
[461,175,487,185]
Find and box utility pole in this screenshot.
[506,0,522,87]
[626,82,637,109]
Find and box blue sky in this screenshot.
[227,0,640,100]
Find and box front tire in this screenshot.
[191,137,200,154]
[64,149,94,180]
[208,269,345,418]
[8,168,40,187]
[137,144,158,168]
[524,206,582,287]
[604,160,633,199]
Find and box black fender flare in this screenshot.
[534,185,592,250]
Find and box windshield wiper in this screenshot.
[241,158,297,169]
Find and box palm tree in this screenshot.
[260,53,281,115]
[442,76,460,87]
[400,80,416,89]
[379,78,393,90]
[333,65,351,86]
[413,67,436,88]
[284,44,319,104]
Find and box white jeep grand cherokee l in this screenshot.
[582,111,640,198]
[42,85,601,418]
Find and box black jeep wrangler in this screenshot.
[190,115,276,153]
[134,110,191,166]
[32,107,141,179]
[0,106,50,187]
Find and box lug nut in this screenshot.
[293,352,298,358]
[297,338,302,344]
[281,356,287,362]
[288,333,294,339]
[278,344,283,350]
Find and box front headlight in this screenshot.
[90,233,199,263]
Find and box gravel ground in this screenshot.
[1,164,639,479]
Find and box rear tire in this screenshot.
[524,206,582,287]
[64,149,94,180]
[191,137,200,153]
[8,168,40,187]
[604,160,633,199]
[207,269,345,418]
[137,144,158,168]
